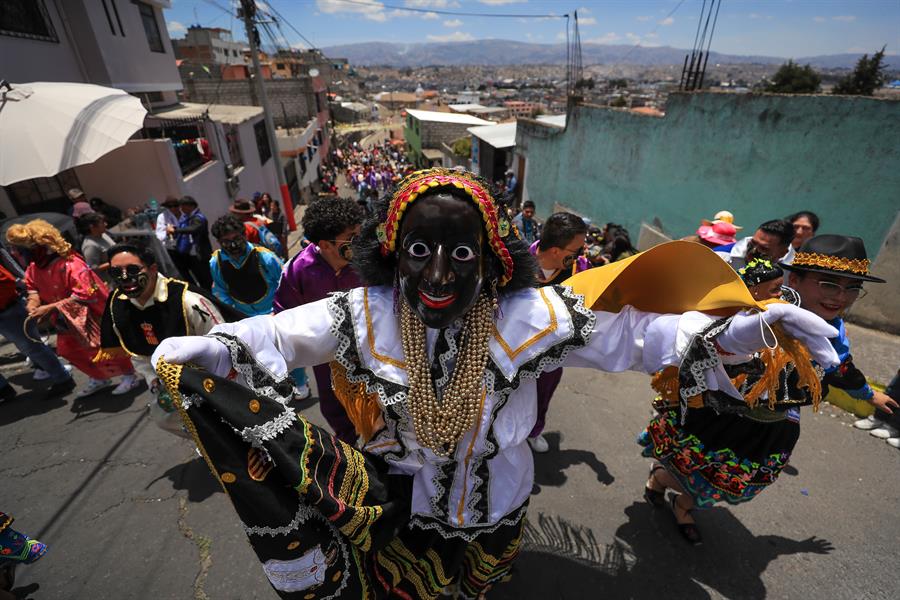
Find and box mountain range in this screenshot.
[321,40,898,70]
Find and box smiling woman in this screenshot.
[151,168,842,599]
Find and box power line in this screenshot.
[330,0,567,19]
[262,2,317,50]
[618,0,687,64]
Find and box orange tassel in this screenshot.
[329,361,384,443]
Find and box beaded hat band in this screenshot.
[377,168,515,286]
[792,252,870,276]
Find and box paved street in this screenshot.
[1,326,898,600]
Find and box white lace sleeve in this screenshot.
[207,296,338,377]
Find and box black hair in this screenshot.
[538,212,588,251]
[211,215,245,240]
[352,178,537,294]
[180,195,198,207]
[301,196,365,244]
[786,211,820,232]
[522,200,535,210]
[75,212,106,235]
[107,242,157,266]
[757,219,795,246]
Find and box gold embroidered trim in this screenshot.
[156,359,233,497]
[363,287,407,369]
[792,252,870,275]
[492,287,558,360]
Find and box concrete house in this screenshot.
[404,109,490,168]
[0,0,278,225]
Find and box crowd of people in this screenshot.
[329,139,414,212]
[1,150,896,597]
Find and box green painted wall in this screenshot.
[404,120,423,167]
[518,92,900,258]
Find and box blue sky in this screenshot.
[165,1,900,58]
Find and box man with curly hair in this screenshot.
[209,215,283,317]
[273,196,365,442]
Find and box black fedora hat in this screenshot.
[781,234,885,283]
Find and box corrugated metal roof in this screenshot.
[150,102,263,125]
[406,109,491,126]
[467,122,517,149]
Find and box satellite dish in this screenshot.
[308,68,320,77]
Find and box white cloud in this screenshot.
[636,15,652,22]
[421,11,439,19]
[405,0,459,7]
[427,31,475,42]
[832,15,856,22]
[477,0,522,5]
[556,31,566,41]
[748,13,772,20]
[577,6,591,15]
[579,17,597,26]
[645,32,658,39]
[317,0,385,18]
[626,32,641,43]
[812,16,826,23]
[587,32,621,44]
[658,16,674,26]
[167,20,187,36]
[443,19,463,27]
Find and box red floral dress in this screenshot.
[25,254,132,379]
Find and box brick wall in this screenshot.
[182,78,317,128]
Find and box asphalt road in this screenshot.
[1,332,898,600]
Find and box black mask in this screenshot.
[111,264,150,298]
[397,193,485,329]
[220,237,247,258]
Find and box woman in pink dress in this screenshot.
[6,220,138,398]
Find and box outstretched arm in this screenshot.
[151,295,339,378]
[564,304,840,401]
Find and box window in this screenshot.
[3,169,80,215]
[254,120,271,165]
[135,1,164,53]
[276,63,286,70]
[0,0,58,42]
[225,125,243,168]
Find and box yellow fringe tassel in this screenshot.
[329,361,385,443]
[743,323,823,412]
[650,324,823,412]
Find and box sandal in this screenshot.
[643,465,666,507]
[669,494,703,546]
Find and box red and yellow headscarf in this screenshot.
[376,168,515,286]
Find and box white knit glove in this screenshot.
[716,304,840,368]
[152,336,232,377]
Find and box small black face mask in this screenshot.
[220,237,247,257]
[338,242,353,262]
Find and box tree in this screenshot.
[832,46,888,96]
[766,60,821,93]
[451,137,471,159]
[609,96,627,108]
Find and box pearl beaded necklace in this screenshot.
[400,293,492,457]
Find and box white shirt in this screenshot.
[156,209,180,249]
[207,285,732,535]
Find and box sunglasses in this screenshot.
[110,264,145,280]
[561,246,585,268]
[220,238,246,251]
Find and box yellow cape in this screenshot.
[563,240,764,316]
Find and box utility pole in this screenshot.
[238,0,296,231]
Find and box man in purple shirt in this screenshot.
[274,197,364,444]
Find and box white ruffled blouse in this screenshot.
[208,284,732,538]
